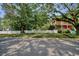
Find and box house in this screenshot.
[52,18,74,31]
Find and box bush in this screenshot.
[48,25,55,30]
[64,30,70,33]
[64,33,76,38]
[58,30,62,33]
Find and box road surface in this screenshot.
[0,38,79,56]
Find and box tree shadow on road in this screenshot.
[0,38,79,56]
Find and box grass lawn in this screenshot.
[0,33,79,38]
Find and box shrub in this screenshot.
[64,30,70,33]
[48,25,55,30]
[58,30,62,33]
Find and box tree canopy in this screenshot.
[1,3,79,34]
[1,4,51,33]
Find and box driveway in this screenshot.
[0,38,79,56]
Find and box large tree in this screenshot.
[2,3,50,33]
[53,3,79,34]
[2,4,33,33]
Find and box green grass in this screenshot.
[0,33,77,38]
[0,34,34,38]
[31,33,68,38]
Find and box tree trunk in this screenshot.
[76,28,79,35]
[21,27,25,34]
[75,25,79,35]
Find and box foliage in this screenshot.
[1,3,79,34]
[48,25,55,30]
[63,30,70,33]
[53,3,79,34]
[58,30,62,33]
[1,4,51,33]
[1,19,11,30]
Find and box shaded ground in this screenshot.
[0,38,79,56]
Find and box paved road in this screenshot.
[0,38,79,56]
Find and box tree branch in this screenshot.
[64,4,71,12]
[55,10,73,21]
[53,11,75,26]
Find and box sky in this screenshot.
[0,9,5,18]
[0,5,5,18]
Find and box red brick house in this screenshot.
[52,18,74,31]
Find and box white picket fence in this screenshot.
[0,30,58,34]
